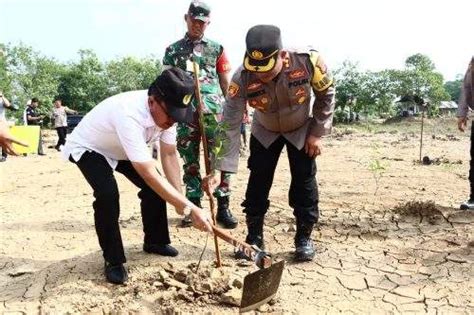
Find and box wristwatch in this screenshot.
[182,205,192,217]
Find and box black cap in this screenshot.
[151,68,195,123]
[244,25,282,73]
[188,1,211,22]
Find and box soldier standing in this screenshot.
[204,25,335,261]
[163,1,237,228]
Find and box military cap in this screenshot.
[244,25,282,72]
[188,1,211,22]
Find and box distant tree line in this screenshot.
[334,53,463,120]
[0,43,464,124]
[0,43,162,123]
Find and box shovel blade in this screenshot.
[240,260,285,313]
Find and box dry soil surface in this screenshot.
[1,119,473,314]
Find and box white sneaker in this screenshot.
[460,200,474,210]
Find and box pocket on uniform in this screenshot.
[288,85,311,107]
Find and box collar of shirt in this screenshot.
[184,33,208,45]
[143,109,156,129]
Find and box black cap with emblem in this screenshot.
[149,67,195,123]
[244,25,282,73]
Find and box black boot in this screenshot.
[235,215,264,260]
[216,196,238,229]
[143,243,179,257]
[294,220,315,262]
[181,198,201,227]
[104,261,128,284]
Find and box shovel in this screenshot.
[212,225,285,313]
[190,60,284,312]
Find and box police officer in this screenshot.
[457,56,474,210]
[162,1,237,229]
[204,25,335,261]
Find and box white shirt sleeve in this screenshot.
[159,124,177,145]
[114,112,153,163]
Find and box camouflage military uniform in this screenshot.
[163,34,231,200]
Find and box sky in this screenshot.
[1,0,473,81]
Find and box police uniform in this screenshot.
[215,25,335,261]
[162,1,237,228]
[457,56,474,209]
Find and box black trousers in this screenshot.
[469,123,474,200]
[38,128,44,155]
[73,151,170,265]
[242,135,319,224]
[27,123,44,154]
[55,127,67,148]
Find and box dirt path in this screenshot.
[1,121,473,313]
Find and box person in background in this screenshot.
[162,1,238,229]
[0,91,13,161]
[51,98,78,151]
[62,68,212,285]
[457,56,474,211]
[23,99,31,126]
[26,97,46,156]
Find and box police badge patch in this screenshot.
[248,82,263,91]
[289,69,307,80]
[228,82,240,98]
[295,87,306,96]
[316,56,328,74]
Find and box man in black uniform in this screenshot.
[25,97,45,155]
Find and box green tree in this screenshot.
[57,49,108,113]
[0,44,11,96]
[333,60,364,110]
[395,54,450,108]
[106,56,162,95]
[3,43,64,122]
[405,54,436,73]
[444,75,463,102]
[357,70,398,117]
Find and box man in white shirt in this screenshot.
[63,68,212,284]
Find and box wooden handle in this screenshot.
[212,225,272,269]
[192,61,222,267]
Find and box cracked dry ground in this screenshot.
[1,119,473,314]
